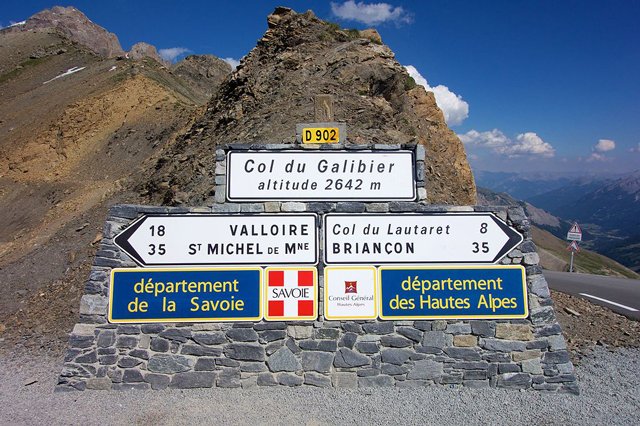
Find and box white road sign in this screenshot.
[114,214,318,266]
[567,222,582,241]
[324,213,523,265]
[226,150,416,201]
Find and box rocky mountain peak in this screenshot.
[7,5,124,57]
[580,170,640,199]
[172,55,232,100]
[144,7,476,205]
[266,6,297,28]
[128,42,165,64]
[613,170,640,196]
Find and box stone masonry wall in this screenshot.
[57,145,577,393]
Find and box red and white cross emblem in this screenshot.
[265,268,317,320]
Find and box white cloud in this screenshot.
[158,47,190,63]
[497,132,555,157]
[404,65,469,126]
[629,143,640,153]
[331,1,413,26]
[586,139,616,161]
[223,57,240,69]
[587,152,610,162]
[594,139,615,152]
[458,129,555,158]
[458,129,509,147]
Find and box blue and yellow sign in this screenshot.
[378,265,528,320]
[109,268,262,323]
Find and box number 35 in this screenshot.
[472,242,489,253]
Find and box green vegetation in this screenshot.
[0,56,50,85]
[325,22,341,32]
[346,28,360,39]
[108,69,130,85]
[322,22,364,43]
[404,75,417,91]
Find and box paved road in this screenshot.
[543,270,640,320]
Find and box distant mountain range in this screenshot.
[474,170,621,200]
[476,170,640,272]
[476,187,637,278]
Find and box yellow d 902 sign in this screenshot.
[302,127,339,144]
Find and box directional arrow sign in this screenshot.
[114,214,318,266]
[323,213,523,265]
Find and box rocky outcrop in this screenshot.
[172,55,232,99]
[4,6,123,57]
[359,29,382,44]
[145,7,476,205]
[128,42,165,64]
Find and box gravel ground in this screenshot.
[1,347,638,425]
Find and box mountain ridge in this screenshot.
[1,6,124,57]
[143,7,476,206]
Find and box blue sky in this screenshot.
[2,0,639,174]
